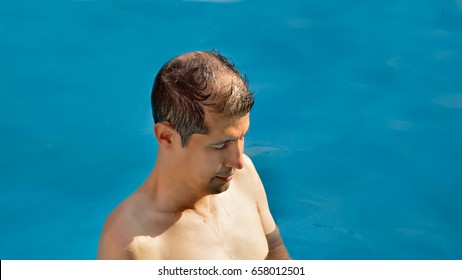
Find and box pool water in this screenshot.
[1,0,461,259]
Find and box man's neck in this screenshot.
[143,164,214,215]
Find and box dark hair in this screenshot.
[151,50,254,147]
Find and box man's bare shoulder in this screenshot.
[97,189,166,259]
[228,153,266,205]
[97,193,140,259]
[240,153,277,234]
[237,153,264,189]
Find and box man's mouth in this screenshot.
[215,174,234,181]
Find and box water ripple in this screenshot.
[433,93,462,109]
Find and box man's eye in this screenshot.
[212,143,228,150]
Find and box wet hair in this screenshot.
[151,50,254,147]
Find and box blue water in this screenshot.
[1,0,462,259]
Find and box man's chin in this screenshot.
[209,179,231,194]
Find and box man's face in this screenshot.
[175,113,250,195]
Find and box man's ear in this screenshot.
[154,122,175,148]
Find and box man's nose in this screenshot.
[224,140,245,170]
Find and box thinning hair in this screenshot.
[151,50,254,146]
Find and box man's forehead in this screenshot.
[205,112,250,131]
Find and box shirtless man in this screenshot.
[97,50,290,260]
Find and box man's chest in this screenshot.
[170,204,268,259]
[131,196,268,259]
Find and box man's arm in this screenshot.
[265,226,290,260]
[243,154,291,260]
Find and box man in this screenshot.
[97,50,290,260]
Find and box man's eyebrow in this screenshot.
[210,139,234,146]
[210,129,249,145]
[210,137,238,145]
